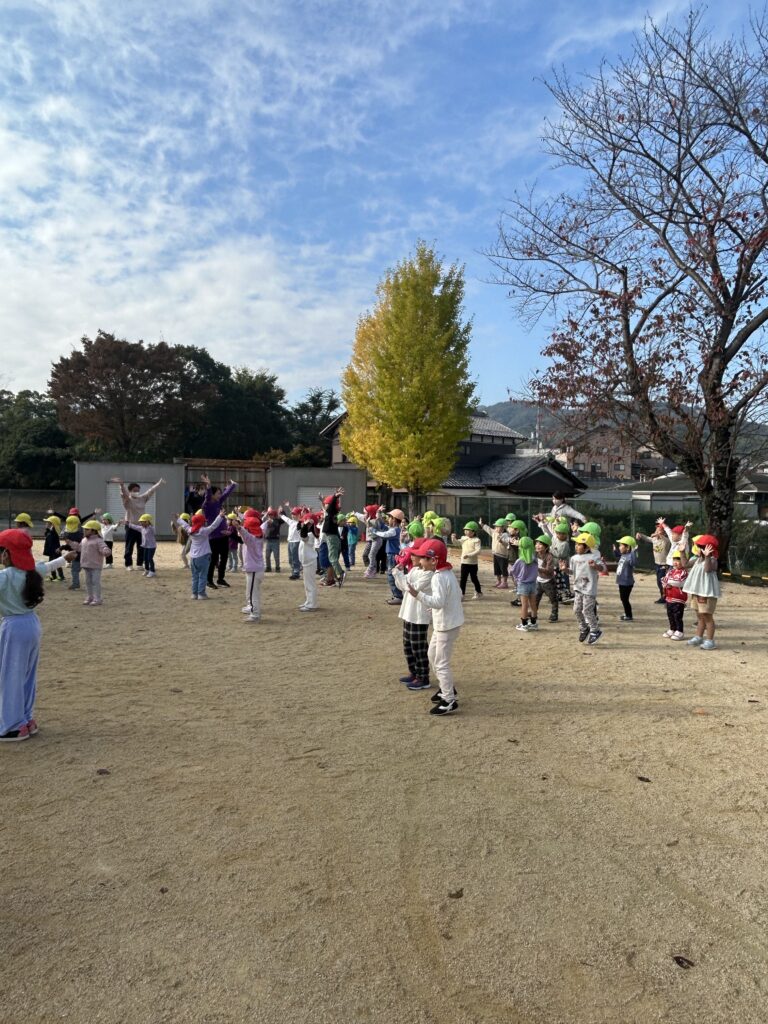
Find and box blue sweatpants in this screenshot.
[0,613,42,735]
[191,554,211,596]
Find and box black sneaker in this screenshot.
[655,597,666,604]
[578,628,589,642]
[217,579,230,588]
[620,615,633,621]
[431,688,457,702]
[430,700,459,716]
[510,598,521,607]
[337,571,346,588]
[208,581,218,590]
[587,629,603,645]
[549,614,558,623]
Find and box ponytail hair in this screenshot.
[22,570,44,608]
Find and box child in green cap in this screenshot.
[450,521,483,600]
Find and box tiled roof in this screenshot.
[441,453,585,491]
[470,415,525,439]
[441,467,483,488]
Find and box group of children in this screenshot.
[0,485,726,738]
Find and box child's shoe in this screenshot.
[620,615,633,621]
[197,593,209,600]
[431,688,457,702]
[245,615,261,623]
[528,621,539,631]
[27,718,39,735]
[493,581,502,589]
[146,571,156,578]
[700,639,716,650]
[91,599,103,606]
[430,699,459,716]
[510,598,521,607]
[241,605,253,614]
[578,628,590,642]
[83,597,93,605]
[500,580,509,589]
[191,594,199,600]
[663,629,674,638]
[515,622,529,632]
[687,635,703,646]
[406,679,431,691]
[472,592,483,600]
[399,674,416,684]
[671,631,685,640]
[549,613,558,623]
[587,629,603,645]
[0,724,31,742]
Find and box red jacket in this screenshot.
[662,566,688,603]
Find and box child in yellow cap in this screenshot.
[80,521,112,605]
[61,515,84,590]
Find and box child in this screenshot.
[346,515,360,567]
[511,536,539,630]
[363,506,386,579]
[13,513,33,537]
[171,513,191,568]
[661,551,688,639]
[100,513,117,567]
[406,538,463,716]
[79,520,112,605]
[174,511,224,599]
[338,513,351,570]
[479,517,511,589]
[570,532,606,645]
[684,535,721,650]
[540,517,574,604]
[451,521,483,600]
[0,530,71,740]
[361,504,384,568]
[374,509,405,605]
[506,519,528,607]
[235,509,265,622]
[135,514,157,576]
[60,514,83,591]
[42,516,64,581]
[280,503,303,580]
[659,518,693,565]
[635,523,672,603]
[262,507,283,573]
[535,534,559,622]
[392,542,434,691]
[225,513,241,573]
[298,516,319,611]
[613,536,638,621]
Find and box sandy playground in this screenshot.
[2,541,768,1024]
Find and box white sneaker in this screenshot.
[146,571,156,578]
[190,594,198,600]
[125,566,133,572]
[700,639,716,650]
[528,621,539,630]
[299,605,317,612]
[687,635,703,646]
[662,630,674,638]
[515,622,530,631]
[472,592,483,600]
[245,615,260,623]
[142,571,148,577]
[241,605,253,614]
[671,631,685,640]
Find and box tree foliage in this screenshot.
[341,241,476,509]
[0,390,74,488]
[487,10,768,565]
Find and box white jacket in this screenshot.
[414,569,464,631]
[299,532,317,567]
[393,565,434,625]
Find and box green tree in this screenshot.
[341,241,476,514]
[0,390,75,488]
[288,387,341,462]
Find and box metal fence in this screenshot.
[453,494,768,580]
[2,489,76,537]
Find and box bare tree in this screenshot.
[488,9,768,565]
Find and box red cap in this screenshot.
[364,504,380,518]
[244,518,263,537]
[0,528,36,571]
[671,525,685,535]
[267,507,277,516]
[409,538,451,569]
[323,494,335,505]
[69,507,80,517]
[696,533,719,551]
[291,506,302,516]
[190,511,206,534]
[243,508,259,519]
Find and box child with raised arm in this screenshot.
[298,515,320,611]
[406,538,463,716]
[635,522,672,603]
[99,513,117,568]
[661,550,688,639]
[535,534,559,622]
[570,532,606,645]
[0,530,74,742]
[78,520,112,605]
[538,516,574,604]
[392,530,434,691]
[479,517,511,589]
[42,515,64,582]
[280,503,303,579]
[174,511,224,599]
[684,535,721,650]
[134,514,157,577]
[60,515,83,591]
[235,509,265,622]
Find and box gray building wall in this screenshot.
[75,462,186,539]
[267,466,367,514]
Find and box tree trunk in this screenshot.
[701,453,738,571]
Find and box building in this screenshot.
[613,470,768,520]
[553,426,676,482]
[320,412,586,523]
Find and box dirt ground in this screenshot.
[2,541,768,1024]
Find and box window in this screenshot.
[614,463,625,472]
[575,462,586,472]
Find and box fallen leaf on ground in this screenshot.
[448,888,464,899]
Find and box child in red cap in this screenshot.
[174,511,224,599]
[0,529,71,741]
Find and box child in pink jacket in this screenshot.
[78,520,112,605]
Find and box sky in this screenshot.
[0,0,758,405]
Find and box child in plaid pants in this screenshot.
[392,558,434,690]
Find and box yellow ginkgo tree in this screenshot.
[341,241,476,515]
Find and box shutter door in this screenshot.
[296,486,321,511]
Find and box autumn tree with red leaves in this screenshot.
[488,10,768,566]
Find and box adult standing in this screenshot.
[111,478,166,570]
[185,484,205,516]
[201,473,237,589]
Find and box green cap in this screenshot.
[493,518,507,527]
[535,534,551,546]
[464,521,479,533]
[581,521,602,538]
[518,536,535,563]
[408,521,424,539]
[510,519,528,534]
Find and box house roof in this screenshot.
[320,410,524,442]
[443,453,585,492]
[615,471,768,494]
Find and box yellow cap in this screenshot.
[14,513,33,527]
[65,516,81,531]
[574,532,596,550]
[43,515,62,530]
[83,520,102,531]
[138,513,152,523]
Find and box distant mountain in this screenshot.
[477,401,561,444]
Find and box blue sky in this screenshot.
[0,0,756,404]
